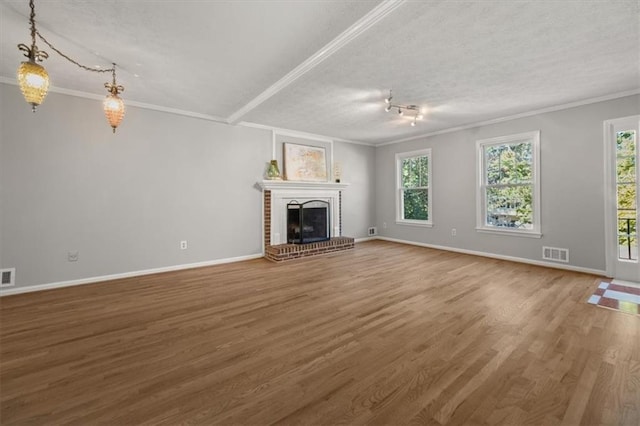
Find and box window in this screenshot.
[615,129,637,261]
[476,131,541,237]
[396,149,432,226]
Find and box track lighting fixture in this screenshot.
[16,0,126,132]
[382,90,423,126]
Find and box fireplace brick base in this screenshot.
[265,237,355,262]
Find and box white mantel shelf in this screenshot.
[258,180,350,191]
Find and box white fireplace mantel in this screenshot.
[258,180,350,191]
[258,180,350,247]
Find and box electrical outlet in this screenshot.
[383,222,387,229]
[180,240,188,250]
[68,251,79,262]
[451,228,457,237]
[368,227,377,236]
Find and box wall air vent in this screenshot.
[542,246,569,263]
[1,268,16,287]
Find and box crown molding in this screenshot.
[238,121,374,146]
[376,88,640,147]
[5,78,635,149]
[225,0,407,124]
[0,77,229,124]
[1,78,373,146]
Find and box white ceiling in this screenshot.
[1,0,638,145]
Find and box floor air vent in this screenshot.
[542,246,569,263]
[1,268,15,287]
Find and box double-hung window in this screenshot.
[396,149,432,226]
[476,131,541,237]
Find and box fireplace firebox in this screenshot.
[287,200,330,244]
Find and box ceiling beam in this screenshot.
[226,0,406,124]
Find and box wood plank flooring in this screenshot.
[1,240,639,425]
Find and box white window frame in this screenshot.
[476,131,541,238]
[396,148,433,227]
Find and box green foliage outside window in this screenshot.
[401,155,429,221]
[616,131,637,259]
[484,142,533,229]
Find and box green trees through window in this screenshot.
[477,131,540,236]
[484,142,533,229]
[616,130,637,260]
[401,155,429,220]
[397,149,431,224]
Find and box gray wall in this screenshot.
[334,141,376,238]
[0,83,375,289]
[375,95,640,271]
[3,79,635,289]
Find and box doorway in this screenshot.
[604,116,640,282]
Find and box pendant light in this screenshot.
[104,65,125,133]
[17,0,49,112]
[16,0,127,132]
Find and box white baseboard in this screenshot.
[1,238,608,297]
[354,237,378,243]
[611,279,640,288]
[374,236,607,276]
[0,253,264,297]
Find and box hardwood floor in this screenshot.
[1,240,638,425]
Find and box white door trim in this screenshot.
[603,115,640,280]
[604,119,615,277]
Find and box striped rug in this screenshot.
[588,280,640,316]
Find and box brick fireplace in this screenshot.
[258,180,355,262]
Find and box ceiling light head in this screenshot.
[382,90,424,126]
[104,92,125,133]
[104,65,126,133]
[385,89,392,104]
[17,0,50,112]
[17,59,49,112]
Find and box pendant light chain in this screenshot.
[36,31,115,74]
[28,0,36,46]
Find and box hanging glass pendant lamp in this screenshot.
[17,0,50,112]
[16,0,127,132]
[104,65,125,133]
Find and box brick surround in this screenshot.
[262,188,354,262]
[264,190,271,251]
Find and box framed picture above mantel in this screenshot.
[283,143,328,182]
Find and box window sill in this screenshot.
[475,227,541,238]
[396,220,433,228]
